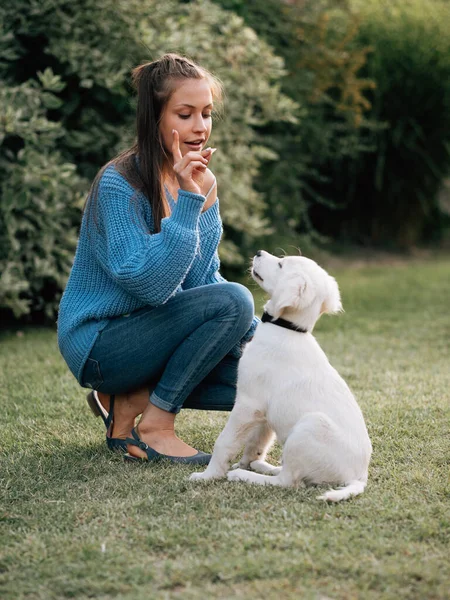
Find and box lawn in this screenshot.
[1,253,449,599]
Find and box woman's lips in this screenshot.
[185,142,203,150]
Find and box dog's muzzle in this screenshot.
[252,269,264,282]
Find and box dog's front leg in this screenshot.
[190,404,261,482]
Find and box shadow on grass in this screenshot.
[1,438,328,512]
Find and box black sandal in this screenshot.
[124,427,211,465]
[86,391,128,453]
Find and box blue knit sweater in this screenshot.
[57,165,258,383]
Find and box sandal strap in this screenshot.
[104,394,115,429]
[125,427,148,450]
[123,428,211,464]
[125,428,161,458]
[106,436,128,452]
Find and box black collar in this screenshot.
[261,312,308,333]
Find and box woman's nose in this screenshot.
[193,116,208,133]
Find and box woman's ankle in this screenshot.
[138,401,177,434]
[128,428,198,458]
[130,405,198,458]
[97,388,149,439]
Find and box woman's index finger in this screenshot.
[172,129,183,162]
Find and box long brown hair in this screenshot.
[85,53,223,232]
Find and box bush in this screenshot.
[0,73,85,319]
[314,0,450,246]
[212,0,379,242]
[0,0,296,320]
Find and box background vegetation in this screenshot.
[214,0,450,247]
[320,0,450,247]
[213,0,380,242]
[1,0,450,318]
[0,0,296,319]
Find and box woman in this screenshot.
[57,53,258,464]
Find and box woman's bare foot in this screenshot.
[127,403,198,459]
[97,388,149,439]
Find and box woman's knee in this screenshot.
[217,282,254,328]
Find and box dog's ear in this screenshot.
[266,276,315,319]
[320,275,343,314]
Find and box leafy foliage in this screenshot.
[212,0,379,241]
[322,0,450,246]
[0,73,85,318]
[214,0,450,248]
[0,0,296,319]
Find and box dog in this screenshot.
[190,250,372,502]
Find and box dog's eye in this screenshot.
[278,262,283,268]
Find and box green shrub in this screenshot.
[0,0,296,320]
[212,0,379,242]
[317,0,450,246]
[0,74,85,319]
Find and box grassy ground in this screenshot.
[1,253,449,599]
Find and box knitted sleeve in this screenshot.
[180,199,261,358]
[92,167,204,306]
[182,200,224,289]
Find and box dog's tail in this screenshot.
[317,479,367,503]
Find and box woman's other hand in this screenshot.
[172,129,216,196]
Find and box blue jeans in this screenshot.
[81,282,254,414]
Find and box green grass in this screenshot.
[1,254,449,599]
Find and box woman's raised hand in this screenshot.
[171,129,215,196]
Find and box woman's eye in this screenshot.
[178,114,212,120]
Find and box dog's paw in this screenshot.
[189,470,224,482]
[231,461,249,470]
[189,472,210,482]
[227,468,250,482]
[249,460,282,475]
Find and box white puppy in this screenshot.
[190,251,372,502]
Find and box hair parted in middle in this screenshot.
[86,53,224,232]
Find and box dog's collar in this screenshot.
[261,312,308,333]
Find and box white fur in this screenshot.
[190,251,372,502]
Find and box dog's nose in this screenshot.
[256,250,262,257]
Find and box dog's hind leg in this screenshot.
[249,460,282,475]
[227,467,293,487]
[190,402,264,481]
[228,413,344,488]
[278,412,353,488]
[232,421,276,471]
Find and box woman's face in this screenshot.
[159,78,213,159]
